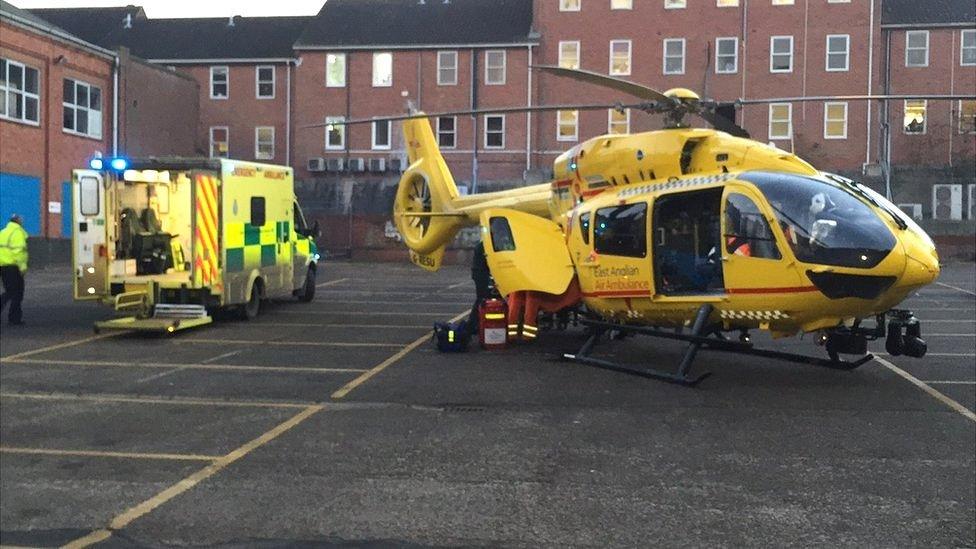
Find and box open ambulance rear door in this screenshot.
[72,169,109,300]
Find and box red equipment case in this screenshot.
[479,298,508,350]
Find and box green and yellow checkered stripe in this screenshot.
[225,221,289,272]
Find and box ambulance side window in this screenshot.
[579,212,591,245]
[723,193,781,260]
[80,176,99,216]
[250,197,266,227]
[293,203,307,234]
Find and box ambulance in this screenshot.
[71,157,319,332]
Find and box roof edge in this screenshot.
[294,41,538,51]
[1,6,117,59]
[881,22,976,29]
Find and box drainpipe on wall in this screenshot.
[882,29,893,199]
[471,48,479,193]
[865,0,875,167]
[113,53,120,156]
[526,45,533,174]
[286,62,292,167]
[740,0,748,128]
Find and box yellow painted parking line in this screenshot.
[182,339,403,348]
[4,358,367,374]
[0,392,315,409]
[63,404,323,549]
[315,277,349,288]
[332,310,469,400]
[0,447,218,462]
[874,356,976,423]
[923,381,976,385]
[0,333,118,362]
[935,282,976,297]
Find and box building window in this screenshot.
[904,100,926,134]
[0,59,40,125]
[63,79,102,139]
[823,102,847,139]
[611,0,632,9]
[372,119,392,150]
[717,0,739,6]
[959,100,976,134]
[665,0,686,8]
[826,34,850,72]
[560,0,581,11]
[485,50,506,85]
[716,37,738,73]
[326,53,346,87]
[768,103,792,140]
[210,127,229,158]
[437,116,457,148]
[610,40,632,75]
[770,36,794,73]
[437,51,458,85]
[663,38,686,75]
[373,52,393,87]
[484,115,505,149]
[962,29,976,66]
[771,0,794,4]
[559,41,581,69]
[255,126,275,160]
[256,66,275,99]
[608,108,629,134]
[557,110,578,141]
[210,66,228,99]
[905,30,929,67]
[325,116,345,150]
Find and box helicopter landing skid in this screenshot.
[562,305,873,387]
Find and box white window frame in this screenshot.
[823,102,848,140]
[559,41,581,70]
[437,116,457,149]
[559,0,581,11]
[716,0,739,6]
[770,36,794,73]
[209,126,229,158]
[771,0,794,5]
[665,0,686,8]
[609,40,632,76]
[611,0,633,9]
[62,78,102,139]
[372,52,393,87]
[608,108,630,134]
[210,66,229,99]
[827,0,850,3]
[903,100,927,135]
[0,58,41,126]
[557,110,579,142]
[485,50,507,85]
[484,114,505,149]
[716,37,738,74]
[905,30,929,68]
[255,65,275,99]
[825,34,850,72]
[371,119,392,150]
[768,103,792,140]
[663,38,686,75]
[255,126,275,160]
[326,53,346,87]
[961,29,976,66]
[437,51,458,86]
[959,100,976,134]
[325,116,346,150]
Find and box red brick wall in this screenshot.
[0,20,114,237]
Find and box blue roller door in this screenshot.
[0,172,41,236]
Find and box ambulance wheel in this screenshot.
[242,283,261,320]
[298,268,316,303]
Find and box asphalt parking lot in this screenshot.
[1,261,973,548]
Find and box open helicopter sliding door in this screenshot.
[652,187,726,297]
[479,208,575,297]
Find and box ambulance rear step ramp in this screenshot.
[94,304,213,334]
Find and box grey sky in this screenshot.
[12,0,325,18]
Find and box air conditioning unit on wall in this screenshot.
[932,184,963,220]
[326,158,345,172]
[369,158,386,172]
[307,158,326,172]
[348,158,366,172]
[897,203,923,221]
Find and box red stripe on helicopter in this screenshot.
[551,179,573,189]
[727,286,819,295]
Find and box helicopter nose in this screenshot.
[900,250,940,290]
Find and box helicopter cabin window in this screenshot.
[559,0,581,11]
[557,110,578,141]
[653,188,725,295]
[578,212,591,244]
[489,217,516,252]
[716,37,738,73]
[594,203,647,258]
[663,39,685,74]
[559,41,581,69]
[608,108,630,134]
[724,193,781,260]
[250,197,266,227]
[904,100,926,134]
[610,40,632,75]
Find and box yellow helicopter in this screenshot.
[313,66,964,386]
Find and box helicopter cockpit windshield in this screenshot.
[741,172,896,268]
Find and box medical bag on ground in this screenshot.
[433,320,470,352]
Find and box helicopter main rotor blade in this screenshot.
[696,109,750,139]
[531,65,675,105]
[736,94,976,105]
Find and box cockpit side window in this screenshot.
[723,193,781,260]
[578,211,591,245]
[489,216,516,252]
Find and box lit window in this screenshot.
[326,53,346,87]
[255,126,275,160]
[959,100,976,134]
[63,79,102,139]
[771,0,794,4]
[485,50,506,85]
[768,103,792,140]
[663,38,685,75]
[557,110,578,141]
[827,0,850,3]
[256,66,275,98]
[372,52,393,87]
[610,40,632,75]
[665,0,686,8]
[437,51,458,86]
[325,116,345,149]
[904,100,926,134]
[372,119,391,150]
[905,31,929,67]
[823,102,847,139]
[0,59,40,125]
[559,41,581,70]
[437,116,457,148]
[770,36,793,72]
[961,29,976,66]
[210,66,228,98]
[210,127,229,158]
[608,109,629,134]
[611,0,632,9]
[560,0,581,11]
[485,115,505,148]
[716,37,738,73]
[826,35,849,71]
[717,0,739,5]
